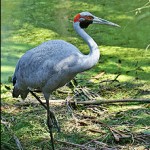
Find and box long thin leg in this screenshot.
[30,91,47,109]
[30,91,55,149]
[29,91,63,150]
[30,91,60,131]
[46,98,55,150]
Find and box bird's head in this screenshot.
[74,12,120,28]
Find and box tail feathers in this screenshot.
[12,74,29,99]
[20,90,29,100]
[12,76,16,86]
[12,86,29,100]
[12,86,20,98]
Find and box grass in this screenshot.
[1,0,150,149]
[1,0,150,83]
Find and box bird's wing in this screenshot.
[14,40,82,88]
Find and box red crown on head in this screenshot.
[74,14,81,23]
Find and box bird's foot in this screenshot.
[49,111,60,132]
[46,117,55,150]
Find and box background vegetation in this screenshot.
[1,0,150,149]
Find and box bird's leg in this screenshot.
[48,110,60,132]
[30,91,55,149]
[30,91,47,109]
[29,91,60,131]
[46,98,55,150]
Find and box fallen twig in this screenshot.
[15,99,66,107]
[1,117,23,150]
[87,128,105,134]
[15,98,150,108]
[74,87,95,101]
[57,89,73,94]
[89,118,131,142]
[83,137,101,146]
[91,72,105,80]
[76,113,97,119]
[93,140,108,147]
[55,139,95,150]
[74,99,150,105]
[77,120,89,126]
[133,133,150,145]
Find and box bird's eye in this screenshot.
[85,16,94,20]
[79,16,94,22]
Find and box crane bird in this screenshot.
[12,12,119,150]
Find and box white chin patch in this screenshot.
[79,18,85,22]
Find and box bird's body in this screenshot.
[13,38,99,98]
[12,12,119,150]
[13,40,81,95]
[13,16,101,99]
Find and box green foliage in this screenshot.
[1,0,150,83]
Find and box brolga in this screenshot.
[12,12,119,150]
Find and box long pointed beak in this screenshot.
[93,16,120,27]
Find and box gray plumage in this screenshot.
[12,12,119,150]
[12,11,119,101]
[12,37,99,98]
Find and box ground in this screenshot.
[1,83,150,149]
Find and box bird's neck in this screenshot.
[73,22,100,72]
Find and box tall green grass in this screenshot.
[1,0,150,83]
